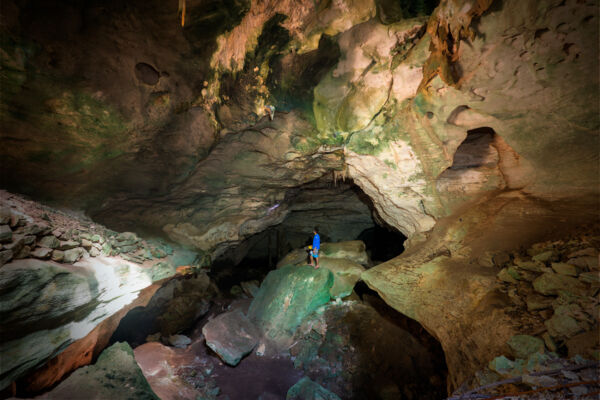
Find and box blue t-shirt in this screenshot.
[312,233,320,250]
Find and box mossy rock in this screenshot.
[248,265,333,342]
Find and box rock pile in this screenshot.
[450,231,600,398]
[495,231,599,359]
[0,191,174,279]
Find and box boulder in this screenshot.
[58,240,80,251]
[532,272,587,296]
[51,249,64,262]
[31,247,52,259]
[497,268,518,283]
[4,235,24,255]
[63,247,85,264]
[568,256,599,270]
[0,225,12,243]
[202,310,259,366]
[506,335,544,360]
[320,240,370,266]
[14,245,30,259]
[545,305,586,339]
[526,294,553,312]
[39,235,60,249]
[551,262,579,277]
[318,257,365,298]
[38,342,159,400]
[248,265,333,342]
[167,334,191,348]
[286,377,341,400]
[515,260,545,272]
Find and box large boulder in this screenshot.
[318,257,365,298]
[202,310,259,366]
[248,265,333,343]
[38,342,159,400]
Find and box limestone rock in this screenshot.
[568,256,599,270]
[4,235,24,255]
[545,306,585,340]
[506,335,544,360]
[320,241,370,266]
[167,334,191,349]
[39,342,159,400]
[39,235,60,249]
[63,247,85,264]
[515,260,545,273]
[202,310,259,366]
[23,224,51,236]
[318,257,365,298]
[526,294,553,312]
[58,240,80,250]
[579,272,599,284]
[23,235,35,246]
[89,246,101,257]
[0,225,12,243]
[532,251,555,264]
[31,247,52,259]
[14,245,30,259]
[248,265,333,342]
[532,272,587,296]
[497,268,518,283]
[146,261,176,282]
[286,377,341,400]
[51,249,64,262]
[551,262,579,277]
[240,280,260,297]
[81,238,92,249]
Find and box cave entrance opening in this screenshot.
[210,176,407,292]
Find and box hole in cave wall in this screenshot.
[447,127,497,170]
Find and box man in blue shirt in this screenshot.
[310,227,320,269]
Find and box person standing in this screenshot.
[310,227,320,269]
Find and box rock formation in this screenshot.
[0,0,598,397]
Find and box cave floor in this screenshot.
[134,298,303,400]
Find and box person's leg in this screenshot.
[314,250,319,269]
[309,251,314,266]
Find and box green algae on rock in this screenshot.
[248,265,333,342]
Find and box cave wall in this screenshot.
[0,0,598,391]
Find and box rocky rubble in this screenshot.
[447,230,600,398]
[494,231,599,360]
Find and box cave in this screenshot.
[1,0,599,399]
